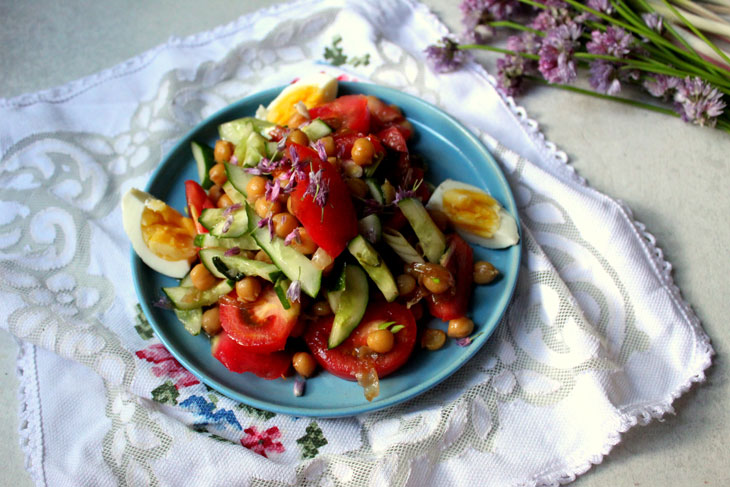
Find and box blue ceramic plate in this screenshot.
[133,82,521,417]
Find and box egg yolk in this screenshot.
[442,188,501,238]
[266,86,327,126]
[140,202,197,262]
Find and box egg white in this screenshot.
[426,179,519,249]
[122,188,192,279]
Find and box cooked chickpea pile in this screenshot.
[195,125,503,377]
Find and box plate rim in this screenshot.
[132,81,522,417]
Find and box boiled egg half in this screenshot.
[264,72,338,126]
[122,188,197,278]
[426,179,519,249]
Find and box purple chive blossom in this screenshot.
[265,179,281,202]
[425,37,469,74]
[586,26,634,58]
[284,227,301,246]
[223,247,241,257]
[497,55,529,97]
[588,61,622,95]
[538,23,582,84]
[507,33,540,56]
[393,186,417,204]
[288,145,300,166]
[642,13,663,32]
[222,203,242,217]
[244,166,264,175]
[303,169,329,207]
[530,5,571,32]
[286,280,302,303]
[456,336,473,347]
[362,198,384,216]
[312,139,328,162]
[643,74,681,99]
[221,214,234,234]
[587,0,612,13]
[229,155,239,165]
[293,377,306,397]
[257,216,275,240]
[674,77,726,127]
[153,295,173,309]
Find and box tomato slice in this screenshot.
[185,180,215,234]
[304,302,417,380]
[213,331,291,380]
[377,126,408,153]
[366,95,403,128]
[288,143,358,257]
[308,95,370,134]
[427,234,474,320]
[218,288,301,353]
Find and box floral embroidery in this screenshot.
[180,395,242,431]
[323,35,370,67]
[237,403,276,420]
[135,343,199,388]
[241,426,285,457]
[151,380,179,405]
[134,304,154,340]
[296,421,328,459]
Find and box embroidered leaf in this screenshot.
[323,35,370,68]
[296,421,328,459]
[151,380,179,405]
[134,303,154,340]
[237,403,276,420]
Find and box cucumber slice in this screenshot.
[163,279,234,310]
[273,276,292,310]
[191,141,215,190]
[347,235,398,302]
[383,228,424,264]
[358,214,382,244]
[328,264,369,348]
[219,117,275,145]
[246,204,322,298]
[174,308,203,335]
[397,197,446,263]
[365,178,385,204]
[222,181,246,205]
[194,233,258,250]
[234,132,268,168]
[198,207,249,238]
[179,270,195,288]
[301,118,332,141]
[225,162,254,197]
[211,255,280,282]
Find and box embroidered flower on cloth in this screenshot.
[241,426,286,457]
[135,343,199,388]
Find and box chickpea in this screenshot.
[367,329,395,354]
[214,140,234,163]
[287,113,308,128]
[190,263,217,291]
[292,351,317,378]
[311,300,332,316]
[255,250,273,264]
[418,263,452,294]
[209,163,227,187]
[236,276,262,303]
[217,194,234,208]
[421,328,446,351]
[319,136,336,156]
[474,261,499,285]
[351,137,375,166]
[345,178,368,199]
[254,196,282,218]
[447,317,474,338]
[245,176,267,201]
[396,274,417,296]
[287,129,309,146]
[208,184,223,204]
[272,212,299,239]
[289,227,317,255]
[201,307,222,335]
[428,209,450,232]
[382,180,396,205]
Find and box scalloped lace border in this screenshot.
[3,1,714,486]
[16,340,46,487]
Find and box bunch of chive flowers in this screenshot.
[425,0,730,131]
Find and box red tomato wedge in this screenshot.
[308,95,370,134]
[366,95,403,127]
[218,288,301,353]
[427,234,474,320]
[377,126,409,153]
[185,180,214,234]
[305,302,417,380]
[288,143,358,257]
[212,331,291,380]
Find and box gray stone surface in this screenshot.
[1,1,728,485]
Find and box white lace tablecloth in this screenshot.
[0,0,712,485]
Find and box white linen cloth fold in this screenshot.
[1,0,712,485]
